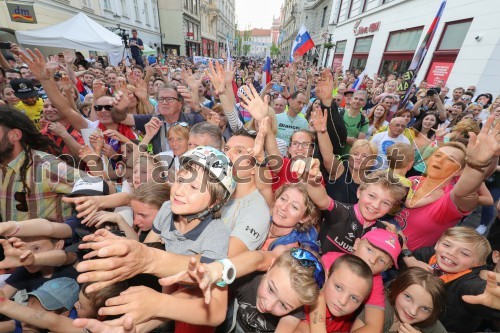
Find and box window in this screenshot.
[134,0,140,19]
[364,0,380,12]
[379,27,423,77]
[349,0,362,18]
[121,0,128,16]
[332,39,346,69]
[103,0,111,10]
[350,36,373,71]
[321,6,328,27]
[144,2,150,25]
[437,20,472,50]
[337,0,349,23]
[82,0,92,8]
[184,0,189,10]
[386,28,422,52]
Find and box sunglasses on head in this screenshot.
[290,248,325,289]
[94,105,113,111]
[15,191,28,212]
[171,122,190,128]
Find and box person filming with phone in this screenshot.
[129,29,144,68]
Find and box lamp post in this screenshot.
[323,33,333,68]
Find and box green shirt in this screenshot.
[341,110,369,155]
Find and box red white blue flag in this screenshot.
[262,54,271,87]
[290,25,315,62]
[399,0,447,107]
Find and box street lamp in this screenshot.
[323,33,334,68]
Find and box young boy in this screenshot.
[293,254,374,332]
[306,228,401,333]
[305,167,407,254]
[404,226,500,333]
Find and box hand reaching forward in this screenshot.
[239,84,269,121]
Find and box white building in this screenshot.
[239,29,272,57]
[0,0,161,54]
[326,0,500,97]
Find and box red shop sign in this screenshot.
[426,60,455,86]
[187,32,194,37]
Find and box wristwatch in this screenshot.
[402,249,414,258]
[216,259,236,287]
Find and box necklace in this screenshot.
[328,107,345,149]
[286,113,297,124]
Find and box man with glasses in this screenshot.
[116,85,204,154]
[370,117,410,170]
[461,91,474,106]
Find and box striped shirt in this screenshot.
[0,150,87,222]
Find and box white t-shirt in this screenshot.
[370,131,411,170]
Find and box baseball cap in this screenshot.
[27,278,79,311]
[10,78,38,99]
[66,178,110,197]
[362,228,401,268]
[344,88,356,95]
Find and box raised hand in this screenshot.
[18,48,51,81]
[239,84,269,121]
[63,50,76,65]
[89,129,104,156]
[103,129,130,144]
[466,115,500,165]
[112,90,132,111]
[62,195,102,224]
[181,67,203,92]
[45,55,59,74]
[133,77,148,100]
[60,76,74,92]
[205,61,225,94]
[247,117,268,164]
[310,108,328,133]
[207,111,221,127]
[144,117,162,138]
[316,69,335,107]
[463,270,500,310]
[93,80,108,100]
[291,157,322,183]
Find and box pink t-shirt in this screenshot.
[322,252,385,309]
[394,177,469,251]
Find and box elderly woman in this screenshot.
[395,116,500,251]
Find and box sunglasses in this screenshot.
[290,248,325,289]
[157,97,180,103]
[94,104,113,111]
[171,122,190,128]
[15,191,28,212]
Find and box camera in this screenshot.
[426,87,441,97]
[115,25,129,48]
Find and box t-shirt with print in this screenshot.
[370,131,410,170]
[322,251,385,310]
[341,111,369,155]
[152,201,229,263]
[6,264,79,292]
[319,197,387,254]
[14,98,44,130]
[220,190,270,251]
[276,112,309,144]
[233,272,302,333]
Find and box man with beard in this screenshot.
[39,98,84,157]
[0,106,91,222]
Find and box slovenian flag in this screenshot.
[262,54,272,87]
[290,25,315,62]
[352,69,366,90]
[399,0,446,107]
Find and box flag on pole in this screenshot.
[399,0,447,107]
[225,37,232,70]
[262,54,272,87]
[290,25,315,62]
[352,69,367,90]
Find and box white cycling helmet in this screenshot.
[179,146,236,202]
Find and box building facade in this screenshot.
[303,0,334,66]
[279,0,314,60]
[238,28,272,57]
[200,0,218,57]
[0,0,161,55]
[328,0,500,97]
[216,0,235,57]
[271,6,284,45]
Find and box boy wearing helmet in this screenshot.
[151,146,236,263]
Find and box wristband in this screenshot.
[6,222,21,238]
[465,156,492,173]
[255,156,268,168]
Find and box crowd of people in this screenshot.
[0,39,500,333]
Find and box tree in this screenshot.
[270,43,280,58]
[243,30,251,56]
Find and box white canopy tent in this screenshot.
[15,12,125,65]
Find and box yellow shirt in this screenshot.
[14,98,43,129]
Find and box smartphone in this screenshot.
[0,42,11,49]
[272,83,284,93]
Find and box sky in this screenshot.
[235,0,283,30]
